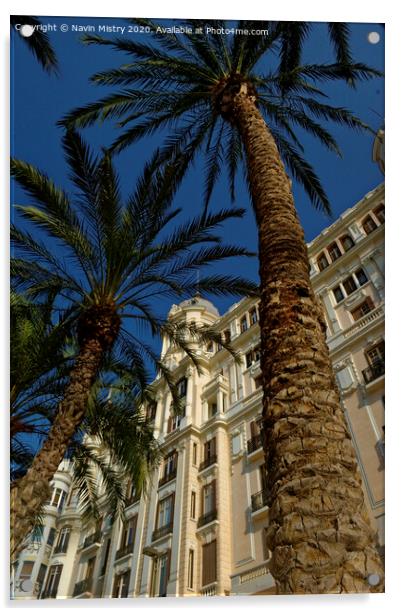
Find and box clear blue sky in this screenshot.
[11,17,384,323]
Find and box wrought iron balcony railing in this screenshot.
[251,489,269,512]
[199,454,217,472]
[82,531,101,549]
[247,434,262,454]
[158,468,177,487]
[362,360,385,384]
[73,578,93,597]
[197,509,218,528]
[152,522,173,542]
[115,542,135,561]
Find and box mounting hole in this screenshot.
[367,573,381,586]
[367,32,380,44]
[20,24,35,37]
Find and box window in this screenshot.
[126,479,140,504]
[223,329,231,343]
[177,378,187,399]
[31,525,44,543]
[333,285,344,303]
[374,204,385,224]
[343,276,357,295]
[249,307,258,325]
[246,352,253,368]
[259,463,268,491]
[317,252,329,271]
[47,527,56,546]
[119,516,137,551]
[43,564,63,599]
[202,540,217,586]
[54,527,71,554]
[327,241,342,262]
[101,539,111,576]
[206,341,214,353]
[209,401,218,416]
[193,443,197,465]
[351,297,374,321]
[157,494,174,530]
[112,570,130,598]
[151,552,170,597]
[362,215,378,235]
[355,268,368,286]
[202,480,217,517]
[160,451,177,484]
[36,564,47,595]
[340,234,355,252]
[167,410,182,433]
[254,376,263,389]
[19,561,34,581]
[86,557,96,582]
[240,315,248,333]
[49,487,67,511]
[190,491,196,519]
[188,549,195,589]
[366,341,385,367]
[146,401,157,421]
[204,438,216,463]
[254,346,261,363]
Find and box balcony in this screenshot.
[73,578,93,597]
[158,468,177,487]
[251,489,269,513]
[82,531,101,550]
[115,542,134,561]
[247,434,262,455]
[152,522,173,542]
[199,454,217,472]
[362,360,385,384]
[53,545,68,555]
[197,509,218,528]
[200,582,218,596]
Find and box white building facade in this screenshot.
[12,184,385,599]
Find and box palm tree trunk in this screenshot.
[228,86,384,593]
[10,335,106,560]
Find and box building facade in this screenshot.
[12,184,385,599]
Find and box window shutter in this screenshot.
[166,548,171,581]
[20,561,34,578]
[202,540,217,586]
[250,420,258,437]
[211,479,217,511]
[210,437,216,457]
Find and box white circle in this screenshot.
[20,24,35,37]
[367,32,380,44]
[367,573,381,586]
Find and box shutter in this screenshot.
[52,565,63,598]
[202,540,217,586]
[211,437,216,457]
[63,528,70,552]
[211,479,217,511]
[167,416,172,433]
[250,421,258,437]
[155,500,161,530]
[166,548,171,581]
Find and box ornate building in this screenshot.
[12,183,384,599]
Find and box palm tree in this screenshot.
[10,16,58,74]
[61,21,384,592]
[10,129,257,558]
[10,293,160,533]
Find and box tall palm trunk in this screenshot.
[10,307,119,559]
[223,84,384,593]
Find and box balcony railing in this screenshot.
[362,360,385,384]
[199,454,217,472]
[152,522,173,542]
[247,434,262,454]
[41,588,58,599]
[251,489,269,512]
[197,509,218,528]
[115,542,134,561]
[73,578,93,597]
[82,531,101,549]
[53,544,68,555]
[158,468,177,487]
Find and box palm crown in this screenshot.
[12,129,257,387]
[61,19,381,213]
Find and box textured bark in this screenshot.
[223,84,384,593]
[10,305,120,560]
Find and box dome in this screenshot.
[176,294,219,317]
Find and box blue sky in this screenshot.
[11,17,384,324]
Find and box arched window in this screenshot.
[317,252,329,272]
[362,215,377,235]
